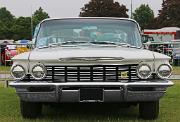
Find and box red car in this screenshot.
[1,45,18,65]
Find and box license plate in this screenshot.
[80,88,103,102]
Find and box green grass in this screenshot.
[0,66,10,74]
[172,66,180,75]
[0,81,180,122]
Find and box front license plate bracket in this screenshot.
[80,88,103,102]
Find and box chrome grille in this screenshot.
[44,65,139,82]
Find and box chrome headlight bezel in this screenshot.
[136,63,152,79]
[11,64,26,80]
[31,63,47,80]
[157,64,172,79]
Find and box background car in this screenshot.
[1,44,17,65]
[172,44,180,66]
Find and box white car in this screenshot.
[10,18,173,120]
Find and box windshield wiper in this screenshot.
[61,41,88,45]
[90,41,138,48]
[90,41,118,45]
[37,41,88,49]
[115,42,138,48]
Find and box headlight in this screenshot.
[31,64,46,80]
[157,64,172,79]
[11,65,26,80]
[137,64,152,79]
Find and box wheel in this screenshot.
[139,101,159,120]
[20,100,42,119]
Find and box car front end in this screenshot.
[9,18,173,119]
[10,49,173,103]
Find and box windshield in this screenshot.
[36,18,142,48]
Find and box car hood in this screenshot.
[27,47,156,64]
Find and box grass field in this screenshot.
[0,66,10,74]
[0,81,179,122]
[173,66,180,75]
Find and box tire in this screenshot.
[139,101,159,120]
[20,100,42,119]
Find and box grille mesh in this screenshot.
[24,64,140,82]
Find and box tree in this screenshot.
[0,7,15,39]
[11,17,31,40]
[32,7,49,29]
[79,0,128,17]
[156,0,180,28]
[0,7,14,27]
[0,7,50,40]
[133,4,154,29]
[0,21,8,39]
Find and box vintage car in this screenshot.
[172,41,180,66]
[173,49,180,65]
[1,44,17,65]
[10,18,174,120]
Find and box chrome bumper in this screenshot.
[10,80,174,102]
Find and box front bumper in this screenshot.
[10,80,174,102]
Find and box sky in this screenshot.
[0,0,163,18]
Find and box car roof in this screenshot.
[41,17,137,24]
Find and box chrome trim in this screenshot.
[59,57,124,62]
[10,80,173,102]
[10,81,174,87]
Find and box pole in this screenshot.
[131,0,133,19]
[31,5,33,40]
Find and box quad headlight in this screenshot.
[137,64,152,79]
[11,65,26,80]
[157,64,172,79]
[31,64,46,80]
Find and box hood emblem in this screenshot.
[59,57,124,62]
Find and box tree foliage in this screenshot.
[79,0,128,17]
[133,4,154,29]
[0,7,49,40]
[0,7,14,39]
[156,0,180,28]
[32,7,49,29]
[0,7,14,27]
[11,17,31,40]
